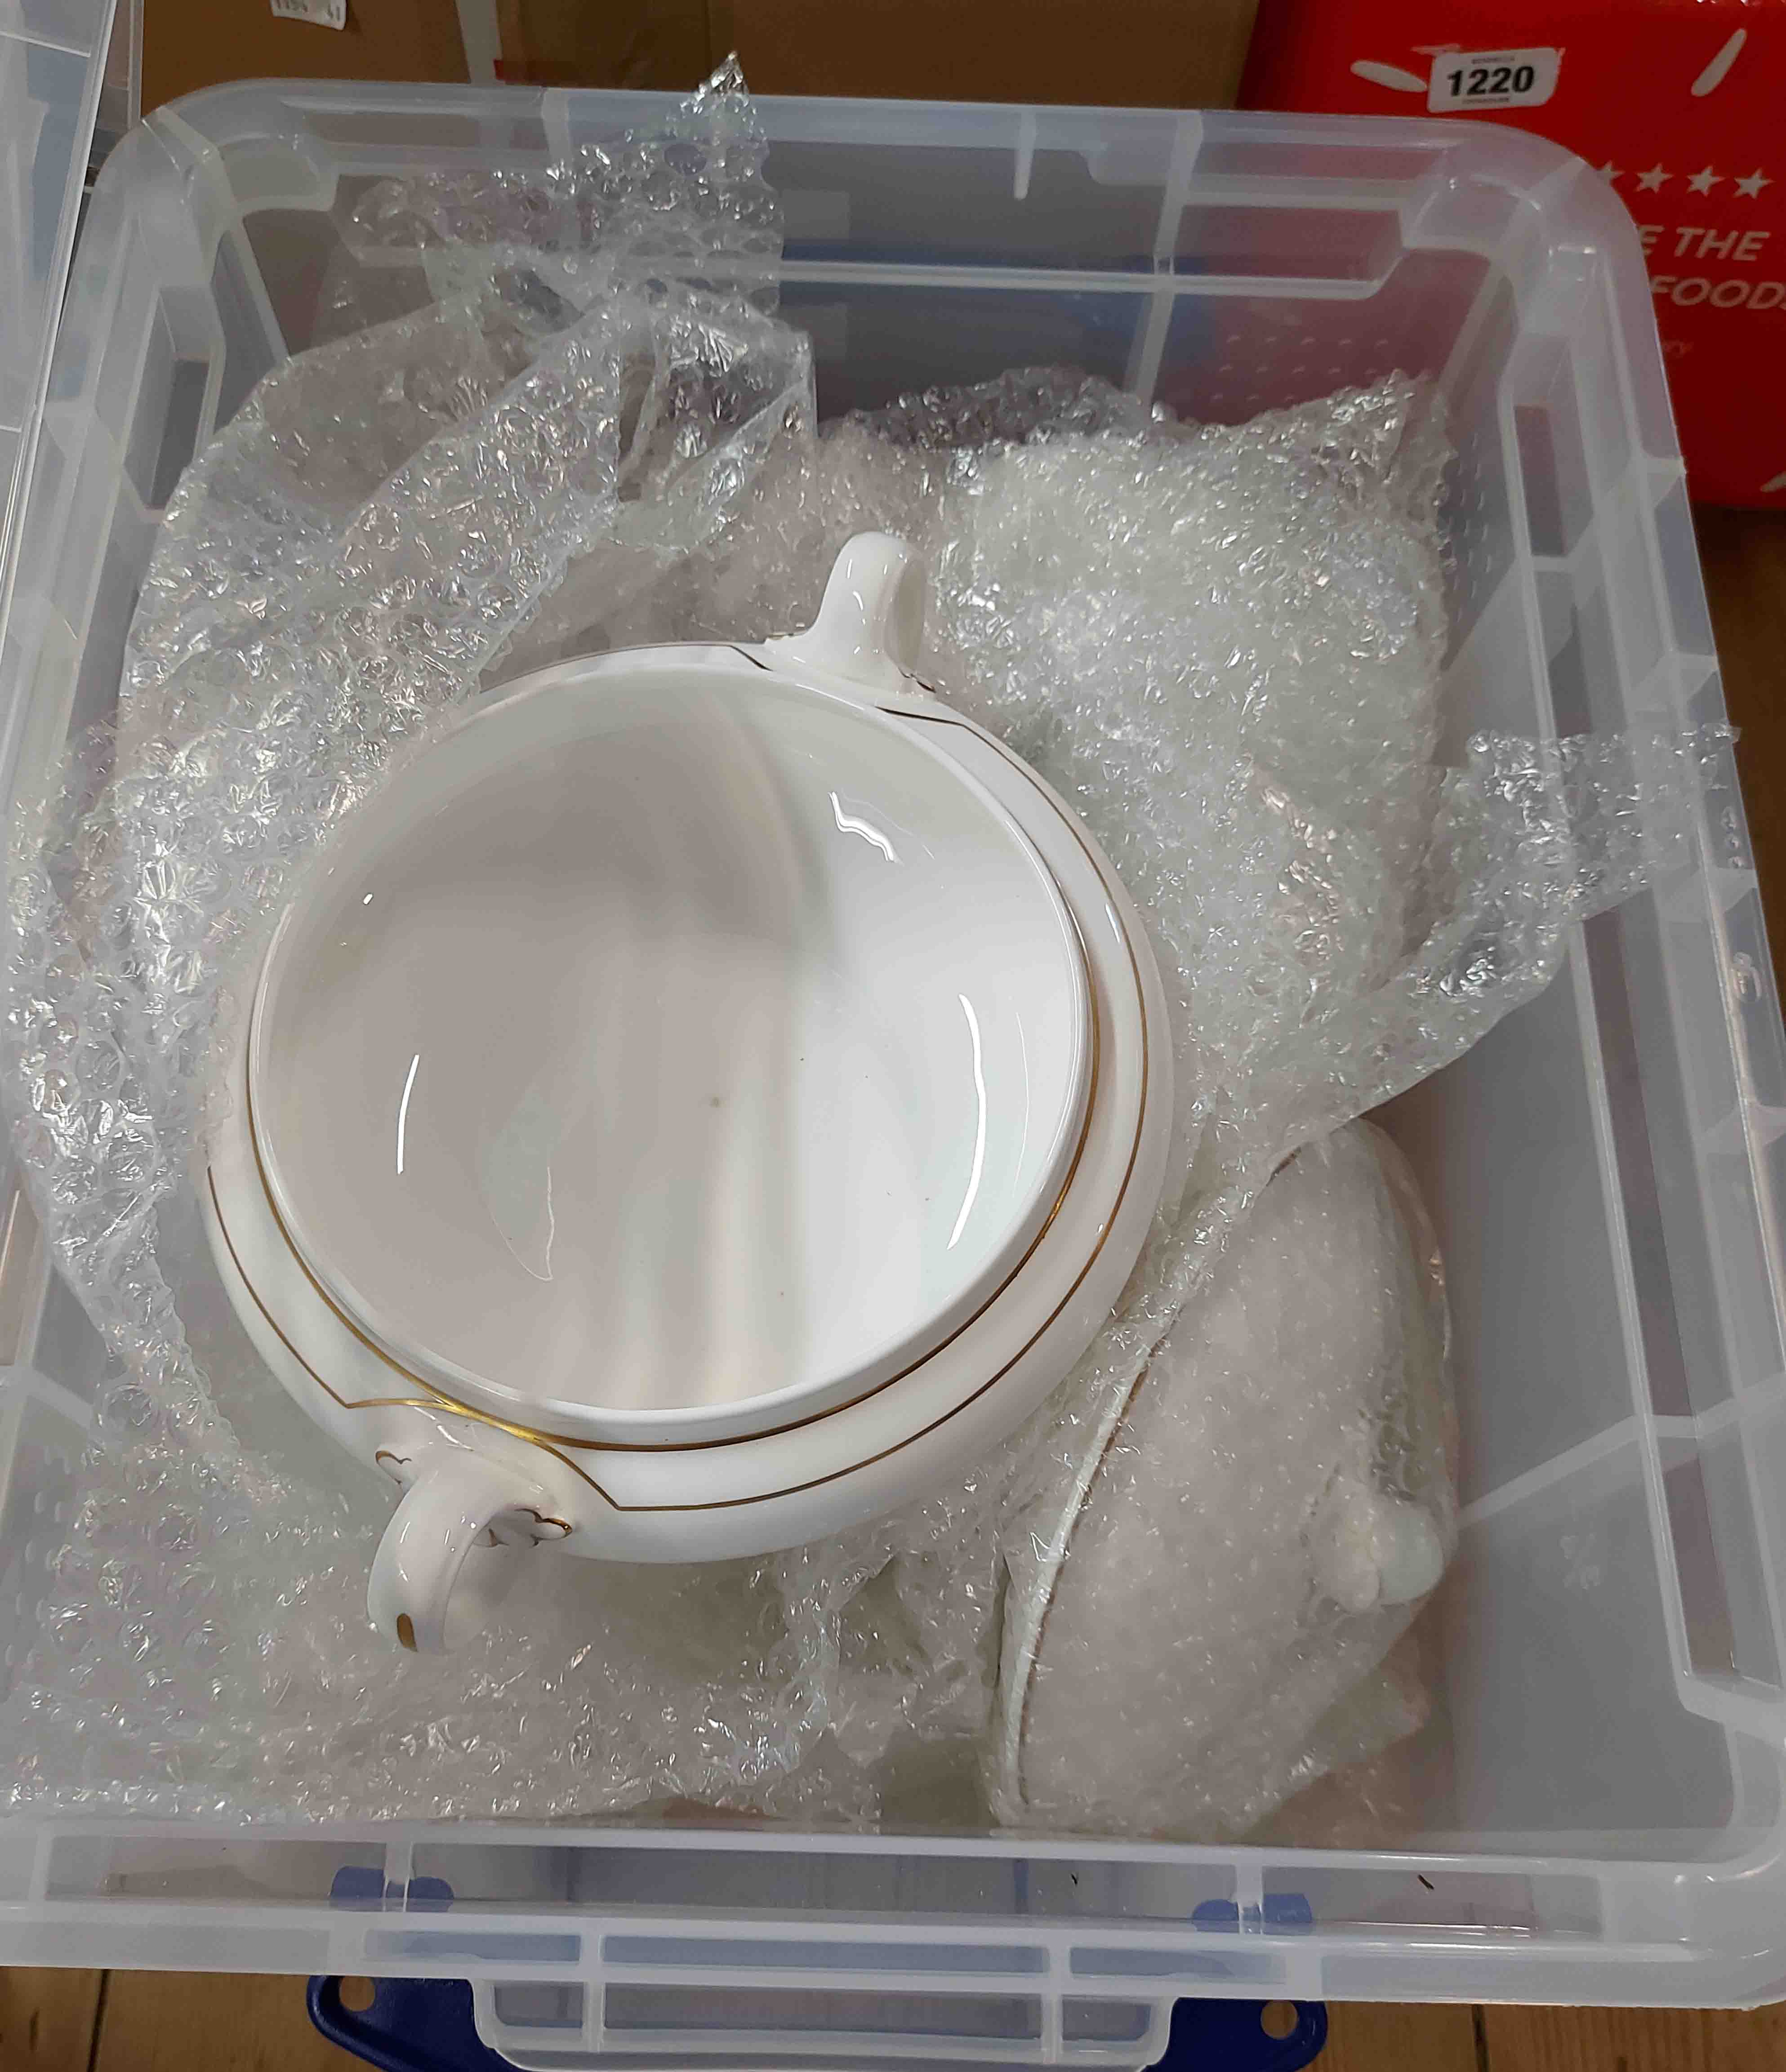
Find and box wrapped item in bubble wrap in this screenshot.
[988,1121,1454,1840]
[0,51,1731,1832]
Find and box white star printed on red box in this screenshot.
[1735,169,1773,199]
[1599,160,1622,183]
[1687,166,1724,195]
[1636,164,1671,192]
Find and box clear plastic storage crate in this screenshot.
[0,0,129,664]
[0,75,1784,2049]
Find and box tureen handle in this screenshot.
[763,532,926,698]
[368,1443,561,1653]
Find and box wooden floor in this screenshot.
[1,510,1782,2072]
[10,1970,1786,2072]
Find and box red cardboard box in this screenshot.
[1241,0,1786,505]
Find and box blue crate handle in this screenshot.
[307,1974,1328,2072]
[1160,1995,1328,2071]
[308,1978,513,2072]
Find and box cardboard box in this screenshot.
[712,0,1259,107]
[493,0,706,88]
[149,0,1256,130]
[144,0,468,107]
[1240,0,1786,507]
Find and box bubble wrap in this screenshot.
[991,1122,1454,1841]
[0,66,1729,1834]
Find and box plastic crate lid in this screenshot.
[0,0,127,679]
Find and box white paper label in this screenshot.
[270,0,347,29]
[1427,48,1560,112]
